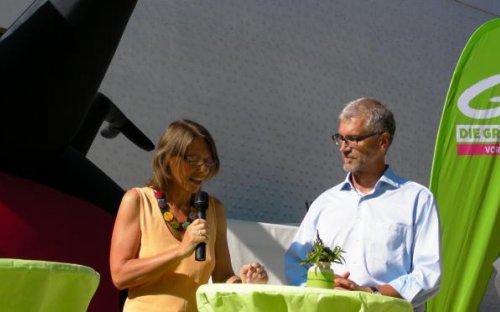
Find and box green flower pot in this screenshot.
[306,262,334,289]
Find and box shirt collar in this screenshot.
[340,165,402,192]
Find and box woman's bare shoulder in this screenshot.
[123,187,142,201]
[118,188,145,213]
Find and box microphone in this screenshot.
[194,191,208,261]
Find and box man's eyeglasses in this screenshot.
[184,156,216,168]
[332,131,382,147]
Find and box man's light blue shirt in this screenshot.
[284,167,441,309]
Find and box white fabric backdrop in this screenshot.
[227,219,298,285]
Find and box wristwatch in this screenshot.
[370,286,381,294]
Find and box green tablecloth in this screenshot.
[0,258,100,312]
[197,284,413,312]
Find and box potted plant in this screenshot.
[300,231,345,289]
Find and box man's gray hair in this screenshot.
[339,97,396,145]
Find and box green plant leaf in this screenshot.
[299,231,345,265]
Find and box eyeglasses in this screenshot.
[184,155,216,168]
[332,131,381,147]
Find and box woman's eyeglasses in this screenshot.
[184,156,216,168]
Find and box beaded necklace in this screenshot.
[153,189,197,231]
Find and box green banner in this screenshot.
[428,19,500,311]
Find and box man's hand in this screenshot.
[334,272,403,298]
[334,272,362,290]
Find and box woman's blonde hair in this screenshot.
[147,119,220,191]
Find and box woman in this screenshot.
[110,119,268,311]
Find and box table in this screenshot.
[0,258,100,312]
[197,284,413,312]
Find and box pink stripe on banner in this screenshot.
[457,144,500,155]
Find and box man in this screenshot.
[285,97,441,311]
